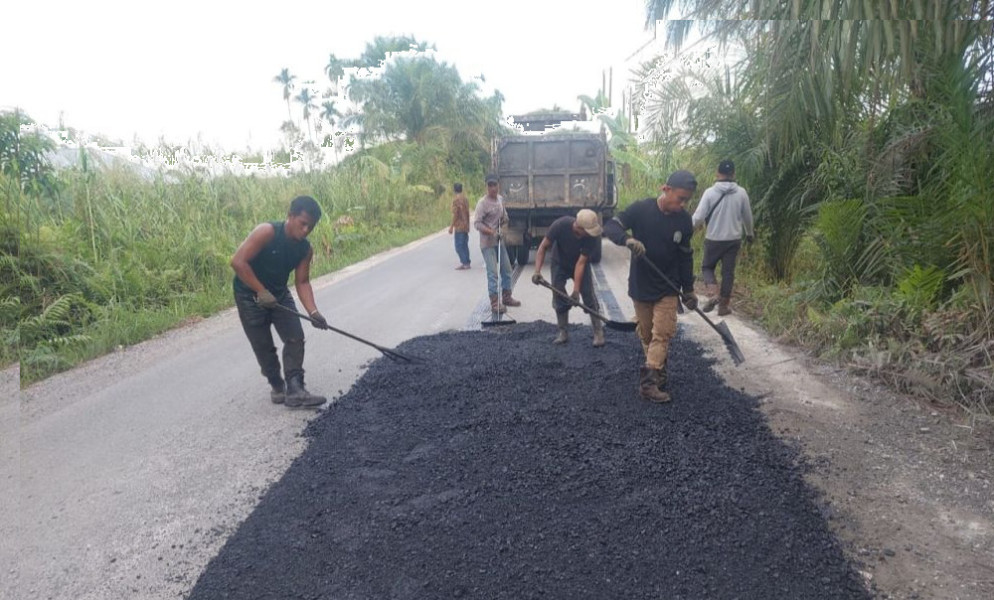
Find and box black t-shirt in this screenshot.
[605,197,694,302]
[232,221,311,297]
[545,216,598,275]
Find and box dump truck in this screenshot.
[492,114,617,266]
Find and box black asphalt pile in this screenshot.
[189,322,871,600]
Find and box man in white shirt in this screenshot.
[691,160,755,316]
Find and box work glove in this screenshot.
[309,310,329,330]
[570,289,581,303]
[625,237,646,257]
[531,272,545,285]
[256,289,278,309]
[682,292,699,311]
[745,234,755,245]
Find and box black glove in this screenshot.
[746,234,755,245]
[531,272,545,285]
[625,238,646,257]
[309,310,329,330]
[256,289,278,309]
[682,292,699,311]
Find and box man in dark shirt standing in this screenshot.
[531,209,605,347]
[230,195,329,408]
[604,171,699,403]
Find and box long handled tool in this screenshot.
[272,304,418,363]
[534,278,636,332]
[481,218,516,327]
[638,254,746,365]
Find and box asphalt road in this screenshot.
[3,231,639,600]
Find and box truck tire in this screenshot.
[590,238,603,264]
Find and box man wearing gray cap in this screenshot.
[603,170,699,403]
[531,209,605,347]
[692,159,754,316]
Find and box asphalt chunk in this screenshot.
[188,321,871,600]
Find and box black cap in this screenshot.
[666,169,698,191]
[718,159,735,175]
[485,173,498,184]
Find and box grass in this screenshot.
[8,148,453,386]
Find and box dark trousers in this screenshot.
[454,231,471,265]
[234,289,305,384]
[701,239,742,299]
[550,255,599,315]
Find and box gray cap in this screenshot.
[485,173,498,184]
[666,169,697,191]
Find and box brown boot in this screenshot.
[489,294,507,314]
[502,289,521,307]
[638,366,671,403]
[717,297,731,316]
[590,315,605,347]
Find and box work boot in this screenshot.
[638,366,671,403]
[284,375,327,408]
[553,312,569,344]
[701,296,719,313]
[268,377,285,404]
[489,294,507,314]
[591,315,605,347]
[717,297,731,316]
[502,289,521,307]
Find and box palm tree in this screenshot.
[273,68,297,122]
[325,55,346,97]
[295,88,318,142]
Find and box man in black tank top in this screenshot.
[231,195,328,408]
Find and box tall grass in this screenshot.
[10,146,454,385]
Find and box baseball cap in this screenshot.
[718,160,735,175]
[485,173,498,184]
[666,169,698,191]
[575,209,602,237]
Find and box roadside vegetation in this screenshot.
[627,3,994,420]
[6,10,994,424]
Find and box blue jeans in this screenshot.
[481,244,513,296]
[454,231,470,266]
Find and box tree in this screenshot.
[273,68,297,122]
[294,87,318,142]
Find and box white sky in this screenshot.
[3,0,657,152]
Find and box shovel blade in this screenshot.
[715,320,746,365]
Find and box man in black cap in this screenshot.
[604,170,699,403]
[692,159,754,316]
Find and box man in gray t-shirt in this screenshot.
[691,159,755,316]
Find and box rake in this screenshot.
[534,278,636,332]
[273,304,419,363]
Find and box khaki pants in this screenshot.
[633,296,679,369]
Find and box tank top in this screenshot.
[232,221,311,296]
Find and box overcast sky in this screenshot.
[3,0,658,151]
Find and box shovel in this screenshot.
[534,278,636,332]
[272,304,419,363]
[638,254,746,365]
